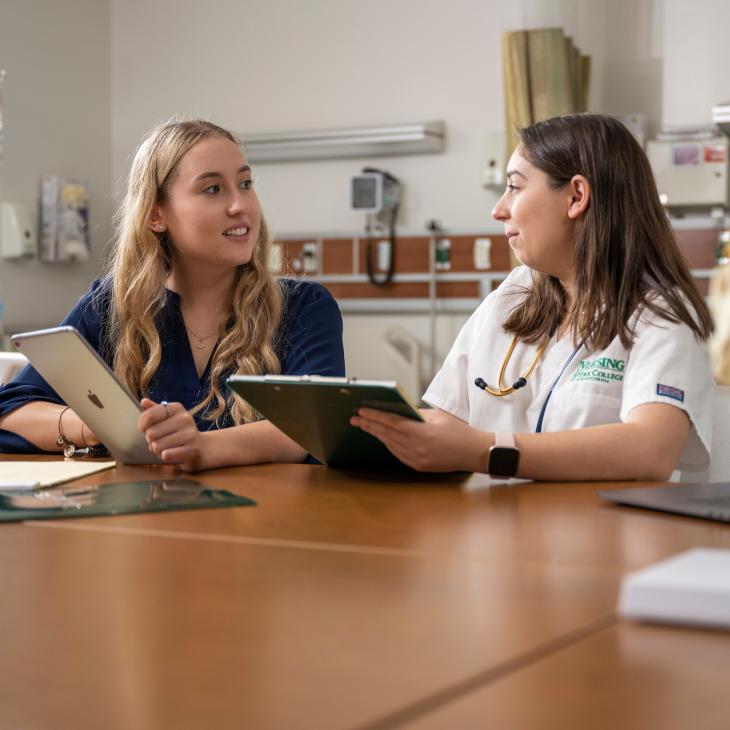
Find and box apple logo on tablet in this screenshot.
[87,390,104,409]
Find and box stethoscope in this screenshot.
[474,334,548,396]
[474,334,584,433]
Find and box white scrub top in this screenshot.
[423,266,714,480]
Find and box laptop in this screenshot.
[599,483,730,523]
[11,326,162,464]
[227,374,423,470]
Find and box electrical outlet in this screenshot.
[474,237,491,269]
[302,241,318,274]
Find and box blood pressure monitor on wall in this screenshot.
[351,170,400,213]
[351,168,401,286]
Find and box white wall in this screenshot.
[662,0,730,127]
[0,0,111,332]
[111,0,504,235]
[110,0,618,238]
[601,0,663,137]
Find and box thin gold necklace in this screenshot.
[185,324,218,350]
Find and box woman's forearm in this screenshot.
[513,404,690,482]
[196,420,307,470]
[0,401,87,453]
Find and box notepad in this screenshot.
[0,461,116,490]
[618,548,730,629]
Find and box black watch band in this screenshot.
[488,432,520,478]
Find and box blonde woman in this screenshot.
[0,120,345,469]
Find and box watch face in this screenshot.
[489,447,520,478]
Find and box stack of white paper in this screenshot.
[0,461,116,490]
[618,548,730,628]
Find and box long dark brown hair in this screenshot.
[504,113,713,349]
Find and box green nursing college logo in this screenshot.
[571,356,625,384]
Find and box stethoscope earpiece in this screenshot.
[474,376,526,392]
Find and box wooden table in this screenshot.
[0,461,728,730]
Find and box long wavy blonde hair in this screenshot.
[105,119,283,424]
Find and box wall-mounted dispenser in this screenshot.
[0,202,36,259]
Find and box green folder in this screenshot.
[227,375,424,470]
[0,479,255,522]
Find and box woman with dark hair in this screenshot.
[352,113,714,482]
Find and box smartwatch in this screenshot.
[488,432,520,478]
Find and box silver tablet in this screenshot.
[11,326,162,464]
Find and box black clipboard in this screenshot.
[227,375,423,470]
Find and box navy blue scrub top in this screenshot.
[0,278,345,453]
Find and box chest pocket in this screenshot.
[546,388,623,431]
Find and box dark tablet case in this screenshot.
[227,376,423,470]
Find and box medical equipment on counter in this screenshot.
[647,105,730,211]
[647,133,728,209]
